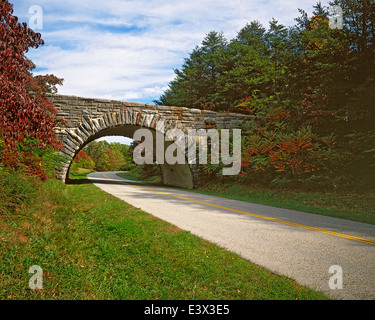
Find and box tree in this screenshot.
[72,149,95,170]
[154,1,375,190]
[298,14,350,132]
[0,0,63,150]
[329,0,375,128]
[218,39,273,111]
[332,0,375,53]
[84,140,134,171]
[155,31,228,109]
[0,1,64,180]
[290,1,375,134]
[85,141,109,171]
[236,20,267,53]
[110,142,134,170]
[104,148,117,171]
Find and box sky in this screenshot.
[12,0,330,144]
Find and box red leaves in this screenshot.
[266,109,291,123]
[241,103,328,179]
[0,0,62,152]
[74,150,88,163]
[1,150,48,180]
[268,134,319,175]
[0,0,64,181]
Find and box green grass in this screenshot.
[68,167,96,180]
[0,176,328,300]
[117,171,375,225]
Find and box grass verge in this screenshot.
[0,177,328,300]
[68,167,96,180]
[117,171,375,225]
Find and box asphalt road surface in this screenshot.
[88,171,375,300]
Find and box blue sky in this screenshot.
[12,0,330,104]
[12,0,330,144]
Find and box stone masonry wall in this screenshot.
[47,93,254,188]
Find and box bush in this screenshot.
[0,137,65,216]
[0,137,64,181]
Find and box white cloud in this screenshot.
[13,0,330,103]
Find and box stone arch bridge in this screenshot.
[49,94,252,189]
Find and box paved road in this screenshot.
[88,171,375,300]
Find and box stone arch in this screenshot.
[55,109,196,189]
[49,93,252,189]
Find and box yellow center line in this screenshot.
[101,173,375,246]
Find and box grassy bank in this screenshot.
[117,171,375,225]
[0,174,328,300]
[68,167,96,180]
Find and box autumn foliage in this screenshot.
[156,1,375,190]
[0,0,63,179]
[0,0,63,149]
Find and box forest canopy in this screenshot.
[154,0,375,191]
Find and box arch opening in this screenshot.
[61,124,194,189]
